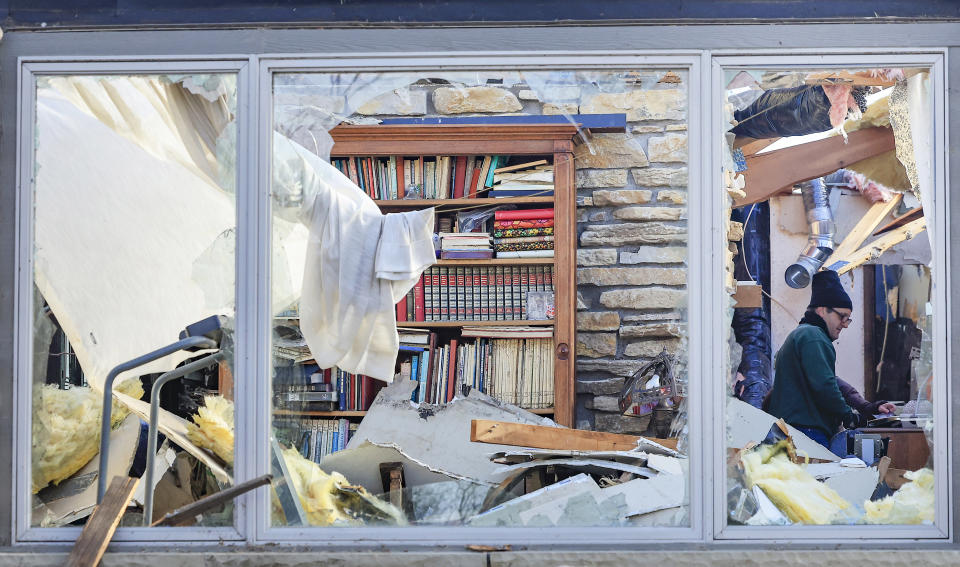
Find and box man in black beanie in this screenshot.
[766,270,859,450]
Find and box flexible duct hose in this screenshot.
[784,177,834,289]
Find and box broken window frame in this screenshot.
[708,52,950,540]
[13,58,256,544]
[253,53,710,546]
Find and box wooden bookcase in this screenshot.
[309,123,578,427]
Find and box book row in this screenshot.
[273,365,384,412]
[400,336,555,409]
[330,155,554,200]
[294,418,358,464]
[397,265,555,322]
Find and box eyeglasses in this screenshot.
[826,307,853,325]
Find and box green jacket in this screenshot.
[768,322,852,439]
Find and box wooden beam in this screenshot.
[874,207,923,236]
[66,476,139,567]
[470,419,678,452]
[733,136,780,156]
[824,193,903,270]
[835,217,927,275]
[804,70,897,88]
[733,281,763,309]
[734,127,896,208]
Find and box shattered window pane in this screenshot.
[269,69,691,528]
[723,67,936,526]
[31,74,239,528]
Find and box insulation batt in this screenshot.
[863,468,934,524]
[279,447,406,526]
[741,441,852,525]
[186,395,235,466]
[31,380,144,493]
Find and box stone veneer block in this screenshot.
[632,125,665,134]
[586,395,622,412]
[432,86,522,114]
[543,102,579,115]
[623,311,684,321]
[648,133,689,163]
[576,359,645,377]
[591,189,652,206]
[666,124,688,131]
[600,287,686,309]
[577,311,621,331]
[625,339,682,358]
[595,413,654,434]
[574,134,649,169]
[657,190,688,205]
[576,376,627,395]
[620,322,684,338]
[576,333,618,358]
[518,89,540,101]
[356,89,427,116]
[613,207,685,221]
[577,248,618,266]
[620,246,687,264]
[580,89,686,121]
[581,223,686,246]
[631,167,688,187]
[578,267,687,286]
[576,169,628,188]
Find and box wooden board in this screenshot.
[834,217,927,275]
[804,70,898,87]
[874,206,923,236]
[733,281,763,309]
[825,192,903,269]
[734,127,896,208]
[470,419,678,452]
[66,476,138,567]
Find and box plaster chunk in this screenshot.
[432,86,522,114]
[648,133,688,163]
[631,167,688,187]
[543,102,579,115]
[624,339,682,358]
[581,223,686,246]
[728,221,745,242]
[356,89,427,116]
[575,134,649,169]
[577,333,618,358]
[580,89,686,121]
[614,207,685,221]
[577,248,618,266]
[620,246,687,264]
[577,311,621,331]
[600,287,686,310]
[576,169,628,188]
[578,267,686,286]
[592,189,652,206]
[657,190,688,205]
[620,322,684,338]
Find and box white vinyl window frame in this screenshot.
[253,52,708,548]
[706,51,951,541]
[13,57,256,544]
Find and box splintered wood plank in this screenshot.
[835,217,927,275]
[825,192,903,269]
[804,70,899,87]
[733,136,780,156]
[470,419,678,452]
[734,127,896,207]
[873,206,923,236]
[66,476,139,567]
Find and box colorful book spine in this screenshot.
[494,208,554,221]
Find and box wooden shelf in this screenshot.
[437,258,554,266]
[374,196,554,208]
[398,320,554,328]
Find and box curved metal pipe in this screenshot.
[784,177,834,289]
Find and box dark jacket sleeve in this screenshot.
[796,334,851,418]
[837,378,886,416]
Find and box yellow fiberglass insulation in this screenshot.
[31,379,144,494]
[279,447,406,527]
[863,468,934,524]
[186,395,235,466]
[741,441,852,525]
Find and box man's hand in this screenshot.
[877,402,896,415]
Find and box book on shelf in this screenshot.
[406,266,555,322]
[285,417,356,464]
[493,218,554,229]
[494,208,555,221]
[488,188,554,198]
[440,250,494,260]
[495,250,555,259]
[493,159,549,175]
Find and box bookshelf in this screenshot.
[279,124,577,428]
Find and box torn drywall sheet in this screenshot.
[132,443,176,507]
[114,391,232,484]
[493,458,658,479]
[727,397,839,462]
[805,458,868,480]
[646,454,684,476]
[489,449,651,464]
[346,379,554,485]
[598,473,686,518]
[747,485,791,525]
[32,414,142,527]
[469,473,600,526]
[824,466,880,508]
[319,441,452,494]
